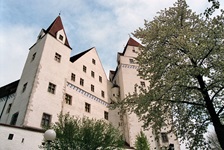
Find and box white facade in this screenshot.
[0,124,44,150]
[0,16,180,150]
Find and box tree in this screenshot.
[42,113,124,150]
[207,131,222,150]
[205,0,220,17]
[115,0,224,149]
[135,131,150,150]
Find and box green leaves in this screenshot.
[135,131,150,150]
[46,112,124,150]
[116,0,224,149]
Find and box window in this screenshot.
[10,112,19,125]
[22,82,27,93]
[161,133,169,143]
[48,82,56,94]
[80,78,84,86]
[104,111,108,120]
[55,53,61,62]
[91,84,94,92]
[101,90,105,98]
[59,34,63,41]
[99,76,102,83]
[6,103,12,113]
[92,59,96,65]
[65,94,72,105]
[129,59,134,64]
[41,113,51,127]
[85,103,91,113]
[134,85,137,93]
[71,73,76,81]
[91,71,95,78]
[83,65,87,73]
[31,52,36,61]
[140,81,145,87]
[8,134,14,140]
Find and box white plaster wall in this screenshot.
[7,34,47,126]
[0,125,43,150]
[23,34,71,128]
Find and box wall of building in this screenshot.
[0,124,44,150]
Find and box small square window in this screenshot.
[71,73,76,81]
[91,71,95,78]
[31,52,36,62]
[92,59,96,65]
[55,53,61,62]
[104,111,108,120]
[83,65,87,73]
[48,82,56,94]
[22,83,27,93]
[161,133,169,143]
[129,59,134,64]
[85,103,91,113]
[101,90,105,98]
[99,76,102,83]
[6,103,12,113]
[59,35,63,41]
[41,113,51,127]
[80,78,84,86]
[8,134,14,140]
[65,94,72,105]
[91,84,94,92]
[140,81,145,87]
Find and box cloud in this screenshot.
[0,0,223,86]
[0,25,38,86]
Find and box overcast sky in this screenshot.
[0,0,223,86]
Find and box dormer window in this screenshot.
[59,35,63,41]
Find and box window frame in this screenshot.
[83,65,87,73]
[92,59,96,65]
[85,102,91,113]
[48,82,56,94]
[55,53,61,63]
[80,78,84,86]
[104,111,109,120]
[91,84,94,92]
[101,90,105,98]
[41,113,51,127]
[161,132,169,143]
[99,76,102,83]
[71,73,76,81]
[65,93,72,105]
[91,71,95,78]
[10,112,19,125]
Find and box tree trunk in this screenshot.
[197,75,224,149]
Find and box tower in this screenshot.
[109,38,180,149]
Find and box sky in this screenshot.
[0,0,223,87]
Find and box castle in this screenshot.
[0,16,180,150]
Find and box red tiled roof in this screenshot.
[127,37,141,47]
[46,16,71,49]
[121,37,141,55]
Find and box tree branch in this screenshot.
[164,99,205,107]
[211,86,224,102]
[217,106,224,116]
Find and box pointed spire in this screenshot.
[46,16,71,48]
